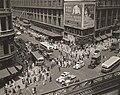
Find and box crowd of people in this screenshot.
[4,80,22,95]
[49,38,116,71]
[4,26,117,95]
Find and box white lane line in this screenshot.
[27,88,33,95]
[55,82,61,88]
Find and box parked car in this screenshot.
[56,72,76,83]
[73,60,85,70]
[53,44,58,50]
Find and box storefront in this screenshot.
[64,0,96,45]
[113,30,120,39]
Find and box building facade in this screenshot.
[11,0,64,35]
[95,0,120,41]
[64,0,96,45]
[11,0,120,44]
[0,0,15,67]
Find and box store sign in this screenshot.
[83,4,95,28]
[64,2,82,28]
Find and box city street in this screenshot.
[0,0,120,95]
[13,33,120,95]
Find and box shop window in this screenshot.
[53,10,56,16]
[48,17,51,24]
[58,18,61,26]
[1,17,6,31]
[96,19,99,29]
[53,17,56,25]
[45,16,47,23]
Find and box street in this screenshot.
[13,33,120,95]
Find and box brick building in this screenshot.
[11,0,120,44]
[0,0,15,66]
[11,0,64,37]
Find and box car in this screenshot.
[93,49,101,57]
[73,60,85,70]
[102,46,109,51]
[56,72,76,83]
[53,44,58,50]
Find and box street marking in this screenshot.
[27,88,33,95]
[55,82,61,88]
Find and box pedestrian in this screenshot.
[58,66,61,72]
[49,76,52,82]
[12,88,16,94]
[32,86,37,94]
[42,79,46,86]
[17,85,22,95]
[4,86,8,95]
[22,78,25,84]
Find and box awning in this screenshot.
[100,35,107,40]
[30,26,62,37]
[23,20,30,24]
[15,65,22,71]
[0,68,11,79]
[63,38,70,42]
[19,20,31,27]
[113,30,120,34]
[95,37,102,41]
[7,66,18,74]
[106,33,112,37]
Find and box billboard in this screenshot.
[64,2,82,28]
[83,4,95,28]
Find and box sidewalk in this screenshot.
[0,76,25,95]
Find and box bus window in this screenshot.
[40,42,53,53]
[31,51,44,66]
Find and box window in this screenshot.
[3,42,9,55]
[8,16,12,29]
[1,17,6,31]
[0,0,4,8]
[48,1,51,6]
[58,18,61,26]
[10,44,14,52]
[6,0,10,8]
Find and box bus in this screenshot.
[40,42,53,53]
[88,54,101,69]
[101,56,120,73]
[31,51,44,66]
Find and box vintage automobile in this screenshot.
[73,60,85,70]
[56,72,76,83]
[53,44,58,50]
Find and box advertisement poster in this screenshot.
[64,2,82,28]
[84,4,95,28]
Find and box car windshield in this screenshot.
[95,50,100,53]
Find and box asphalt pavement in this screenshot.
[12,33,120,95]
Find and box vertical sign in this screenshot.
[64,2,82,28]
[83,4,95,28]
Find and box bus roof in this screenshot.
[31,51,44,60]
[40,42,53,47]
[102,56,120,68]
[92,54,101,59]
